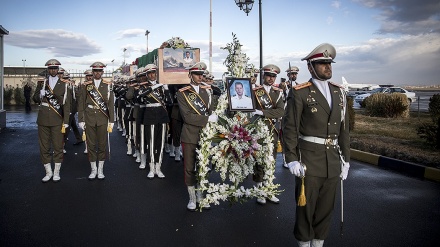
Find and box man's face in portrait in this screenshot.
[235,83,244,97]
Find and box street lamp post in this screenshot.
[123,48,127,65]
[235,0,263,84]
[22,59,26,77]
[145,30,150,54]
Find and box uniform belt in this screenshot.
[134,103,140,106]
[87,104,100,109]
[125,104,132,107]
[146,103,162,107]
[139,104,146,108]
[41,102,49,107]
[299,135,338,146]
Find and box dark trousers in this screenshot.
[182,142,198,186]
[143,123,166,164]
[65,113,82,142]
[171,118,182,147]
[294,175,339,241]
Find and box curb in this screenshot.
[351,149,440,182]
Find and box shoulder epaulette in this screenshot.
[83,81,93,85]
[293,82,312,90]
[201,85,211,89]
[252,86,263,91]
[102,79,112,85]
[329,81,343,89]
[179,86,192,92]
[60,79,70,83]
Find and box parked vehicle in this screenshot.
[354,87,417,104]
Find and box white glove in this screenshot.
[162,84,169,90]
[108,123,114,129]
[287,161,305,177]
[63,124,69,128]
[340,162,350,180]
[79,122,85,130]
[254,110,263,116]
[208,114,218,122]
[40,89,46,97]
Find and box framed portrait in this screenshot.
[157,48,200,84]
[227,78,255,112]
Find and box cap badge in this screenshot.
[323,50,330,58]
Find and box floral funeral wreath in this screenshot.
[196,94,282,210]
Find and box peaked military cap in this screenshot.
[62,72,70,79]
[135,67,146,77]
[301,43,336,63]
[187,62,207,74]
[144,64,158,73]
[84,69,93,76]
[90,61,106,70]
[45,59,61,68]
[262,64,281,76]
[57,67,65,74]
[286,66,299,74]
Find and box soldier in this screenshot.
[280,65,299,101]
[32,59,71,182]
[82,69,93,154]
[168,84,185,162]
[282,43,350,247]
[78,62,115,180]
[123,75,137,160]
[251,64,285,205]
[137,64,171,178]
[177,62,217,211]
[62,72,83,146]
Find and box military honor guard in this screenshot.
[177,62,218,211]
[168,84,185,162]
[282,43,350,247]
[82,69,93,154]
[251,64,285,205]
[78,62,115,180]
[62,72,83,146]
[137,64,171,178]
[32,59,71,182]
[280,65,300,101]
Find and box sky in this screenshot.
[1,0,439,86]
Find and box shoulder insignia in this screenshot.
[293,82,312,90]
[201,85,211,89]
[60,79,70,83]
[102,79,112,85]
[83,81,93,85]
[252,86,263,91]
[179,86,192,92]
[329,81,343,88]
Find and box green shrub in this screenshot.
[14,86,25,105]
[4,86,14,105]
[418,94,440,149]
[364,93,409,118]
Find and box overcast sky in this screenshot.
[1,0,439,86]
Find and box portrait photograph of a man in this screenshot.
[227,78,255,111]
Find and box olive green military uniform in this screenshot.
[177,85,214,186]
[33,78,71,164]
[282,79,350,241]
[252,85,285,182]
[78,80,115,162]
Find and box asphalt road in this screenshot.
[1,107,439,247]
